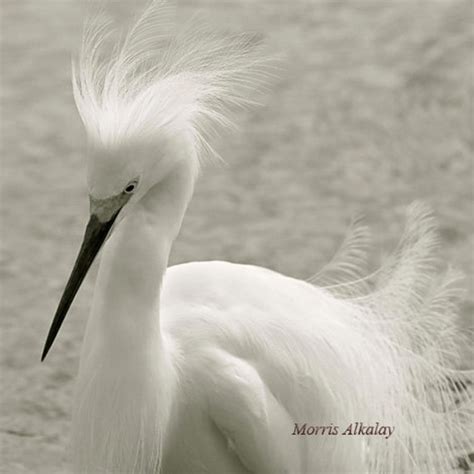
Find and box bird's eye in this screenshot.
[123,180,138,194]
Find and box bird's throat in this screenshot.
[89,211,168,357]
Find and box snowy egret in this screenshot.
[42,1,472,473]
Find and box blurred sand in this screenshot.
[1,0,472,472]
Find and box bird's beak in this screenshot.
[41,194,128,361]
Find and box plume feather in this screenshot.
[309,202,473,471]
[309,214,373,297]
[72,0,273,161]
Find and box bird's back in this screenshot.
[160,204,472,473]
[161,261,368,473]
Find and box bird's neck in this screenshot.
[83,160,195,363]
[73,162,195,472]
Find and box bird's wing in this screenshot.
[202,347,368,474]
[203,348,302,474]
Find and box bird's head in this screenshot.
[41,0,271,360]
[85,131,197,223]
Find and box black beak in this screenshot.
[41,212,119,361]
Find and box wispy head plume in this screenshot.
[72,0,274,162]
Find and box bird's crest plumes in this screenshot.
[72,0,272,161]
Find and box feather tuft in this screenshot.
[308,213,372,296]
[308,202,473,471]
[72,0,274,163]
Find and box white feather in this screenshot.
[72,0,272,163]
[308,214,372,296]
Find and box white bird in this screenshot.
[42,2,472,473]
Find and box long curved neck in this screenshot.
[82,160,195,363]
[74,157,196,473]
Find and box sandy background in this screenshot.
[1,0,473,472]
